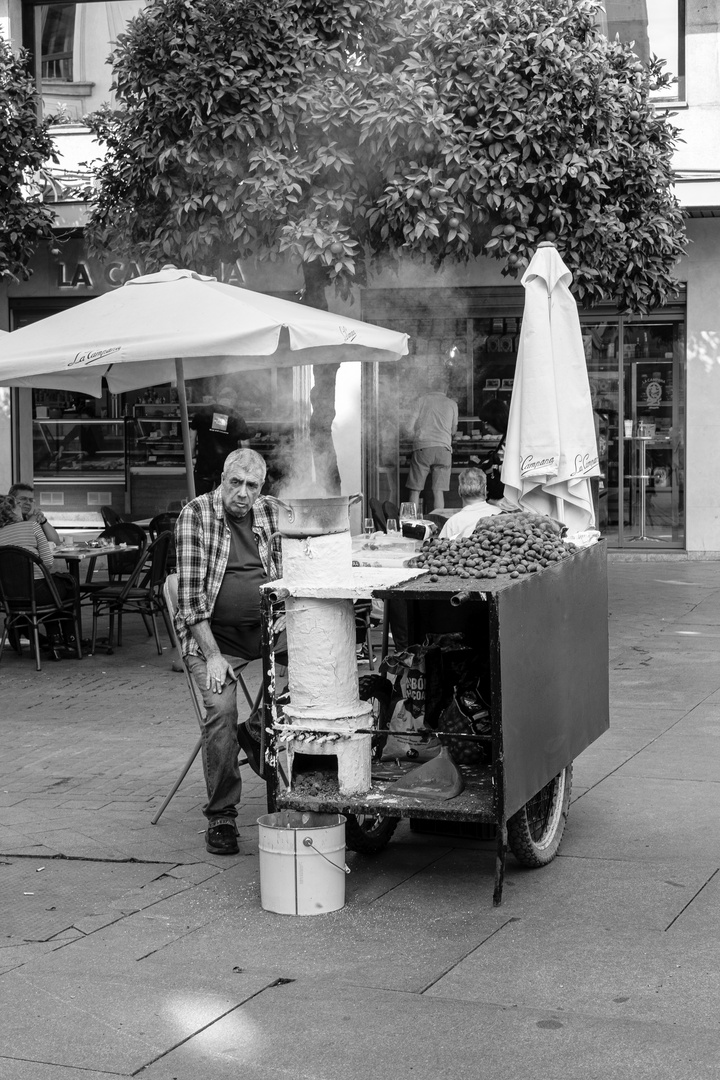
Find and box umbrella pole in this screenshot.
[175,358,196,501]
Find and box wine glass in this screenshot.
[386,518,399,535]
[363,517,375,538]
[399,501,417,524]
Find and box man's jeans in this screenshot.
[185,653,250,821]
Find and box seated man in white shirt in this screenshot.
[439,468,503,541]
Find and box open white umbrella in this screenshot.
[0,267,409,496]
[501,243,601,532]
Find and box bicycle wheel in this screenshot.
[507,764,573,868]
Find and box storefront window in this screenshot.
[600,0,685,103]
[364,292,686,549]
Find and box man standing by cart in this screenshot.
[406,375,458,513]
[175,448,282,855]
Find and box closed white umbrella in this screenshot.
[501,244,601,532]
[0,267,409,496]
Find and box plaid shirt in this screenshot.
[175,488,281,657]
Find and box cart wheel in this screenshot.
[348,675,399,852]
[507,764,573,868]
[345,813,399,854]
[358,673,393,758]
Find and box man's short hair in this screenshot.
[223,448,266,481]
[458,468,487,500]
[8,482,32,498]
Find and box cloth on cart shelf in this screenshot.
[379,634,488,762]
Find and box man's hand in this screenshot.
[204,652,237,695]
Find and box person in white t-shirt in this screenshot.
[439,468,502,540]
[406,376,459,512]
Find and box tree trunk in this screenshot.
[302,260,341,495]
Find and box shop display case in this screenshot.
[32,417,133,520]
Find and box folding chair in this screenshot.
[151,573,263,824]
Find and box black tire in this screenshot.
[358,673,393,758]
[507,764,573,868]
[345,812,399,854]
[346,675,399,853]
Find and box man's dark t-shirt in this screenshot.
[191,405,250,480]
[210,513,267,660]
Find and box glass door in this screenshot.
[584,322,621,545]
[621,322,685,547]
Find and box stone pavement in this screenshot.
[2,559,720,1078]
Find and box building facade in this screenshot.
[0,0,718,552]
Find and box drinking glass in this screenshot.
[399,501,417,523]
[386,518,399,534]
[363,517,374,538]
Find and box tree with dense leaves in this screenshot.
[0,39,57,282]
[86,0,686,489]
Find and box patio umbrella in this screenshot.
[501,243,601,532]
[0,267,409,496]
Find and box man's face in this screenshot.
[220,463,263,521]
[14,490,35,518]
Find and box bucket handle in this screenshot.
[303,836,351,875]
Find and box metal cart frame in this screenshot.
[261,541,609,904]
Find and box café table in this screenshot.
[52,541,140,641]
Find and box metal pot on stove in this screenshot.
[272,494,362,537]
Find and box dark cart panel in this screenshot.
[496,543,609,817]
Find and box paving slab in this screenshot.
[0,1062,126,1080]
[0,965,274,1075]
[138,978,720,1080]
[426,917,720,1029]
[566,774,720,862]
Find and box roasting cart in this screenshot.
[261,540,608,905]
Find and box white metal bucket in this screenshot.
[257,811,348,916]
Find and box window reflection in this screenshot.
[30,1,147,121]
[599,0,684,102]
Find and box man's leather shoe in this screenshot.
[205,820,239,855]
[237,721,263,776]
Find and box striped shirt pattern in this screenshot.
[175,487,281,657]
[0,520,53,578]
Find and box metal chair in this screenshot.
[80,522,149,594]
[89,532,173,655]
[382,499,400,525]
[354,599,378,670]
[149,512,179,572]
[151,573,262,824]
[0,546,82,671]
[100,505,123,528]
[369,497,387,533]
